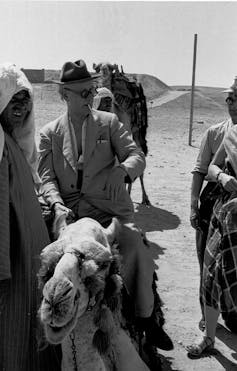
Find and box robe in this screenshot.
[0,133,61,371]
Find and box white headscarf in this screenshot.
[0,63,40,184]
[92,87,114,110]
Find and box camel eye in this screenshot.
[44,298,50,305]
[77,253,85,269]
[99,261,110,270]
[79,252,85,260]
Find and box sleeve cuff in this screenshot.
[118,164,132,183]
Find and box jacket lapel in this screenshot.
[84,112,100,166]
[58,114,77,173]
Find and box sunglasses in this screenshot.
[65,86,97,99]
[226,97,237,105]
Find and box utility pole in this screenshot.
[188,33,198,146]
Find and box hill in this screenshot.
[45,69,171,101]
[150,86,228,149]
[44,69,227,107]
[127,73,171,100]
[172,85,227,108]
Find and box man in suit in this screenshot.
[38,59,173,351]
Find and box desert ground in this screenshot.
[34,81,237,371]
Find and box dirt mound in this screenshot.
[45,69,170,101]
[148,91,189,109]
[172,86,227,109]
[149,89,227,150]
[152,90,227,132]
[127,73,171,101]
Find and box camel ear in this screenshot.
[104,217,121,245]
[93,63,101,73]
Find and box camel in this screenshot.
[38,217,150,371]
[93,62,151,206]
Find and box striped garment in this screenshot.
[203,191,237,315]
[0,134,61,371]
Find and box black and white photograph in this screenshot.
[0,1,237,370]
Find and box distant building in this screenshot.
[21,69,45,83]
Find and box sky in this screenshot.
[0,1,237,87]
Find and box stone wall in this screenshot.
[21,69,45,83]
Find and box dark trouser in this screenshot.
[197,182,220,317]
[196,224,209,317]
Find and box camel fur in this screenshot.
[38,217,149,371]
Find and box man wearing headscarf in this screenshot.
[0,63,61,371]
[92,86,114,112]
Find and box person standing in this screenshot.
[93,86,114,112]
[0,63,61,371]
[190,77,237,331]
[187,112,237,357]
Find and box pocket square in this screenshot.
[96,139,108,144]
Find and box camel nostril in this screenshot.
[63,286,73,297]
[74,290,80,303]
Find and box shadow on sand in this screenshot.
[132,203,181,265]
[144,239,167,263]
[211,351,237,371]
[186,325,237,370]
[213,324,237,370]
[159,354,182,371]
[216,324,237,355]
[134,203,181,233]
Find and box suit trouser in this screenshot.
[73,199,155,318]
[117,222,155,317]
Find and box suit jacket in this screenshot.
[38,110,145,219]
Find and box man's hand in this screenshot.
[53,202,74,218]
[105,167,126,203]
[190,206,201,230]
[52,203,75,239]
[218,173,237,192]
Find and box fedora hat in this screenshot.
[47,60,100,85]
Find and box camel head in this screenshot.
[93,61,136,114]
[93,62,119,90]
[38,217,122,345]
[93,62,118,76]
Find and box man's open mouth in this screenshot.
[12,107,26,117]
[13,110,22,117]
